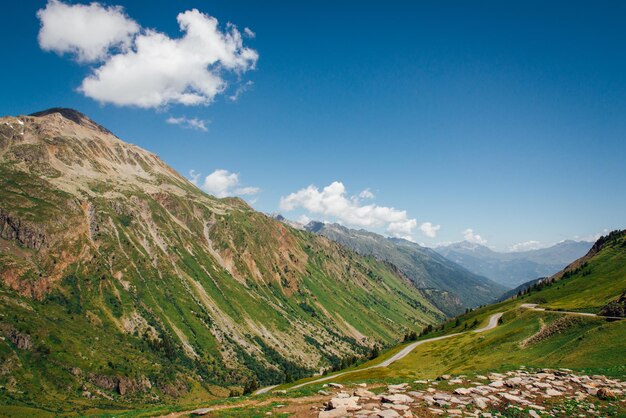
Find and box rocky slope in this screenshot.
[0,109,445,412]
[436,240,592,288]
[303,222,506,315]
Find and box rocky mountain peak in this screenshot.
[29,107,112,135]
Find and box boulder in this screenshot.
[381,394,414,404]
[454,388,471,396]
[328,383,344,389]
[329,396,361,411]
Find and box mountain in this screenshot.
[435,240,592,288]
[302,222,507,315]
[0,109,445,413]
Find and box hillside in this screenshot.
[304,222,506,315]
[436,240,592,288]
[153,230,626,417]
[0,109,445,414]
[292,229,626,383]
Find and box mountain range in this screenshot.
[435,239,592,288]
[301,221,506,315]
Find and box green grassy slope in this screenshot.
[283,230,626,388]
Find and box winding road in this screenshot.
[255,312,504,394]
[520,303,624,320]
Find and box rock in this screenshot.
[473,397,489,409]
[454,388,471,395]
[328,383,344,389]
[388,404,409,411]
[318,390,331,395]
[381,394,414,404]
[376,410,401,418]
[501,393,524,403]
[319,407,349,418]
[190,408,213,415]
[505,377,523,387]
[489,380,504,388]
[354,388,376,397]
[329,396,361,411]
[597,387,617,400]
[357,383,367,387]
[432,393,451,401]
[448,379,463,384]
[336,392,351,398]
[545,389,562,397]
[529,410,540,418]
[437,374,451,380]
[448,409,463,415]
[388,383,409,392]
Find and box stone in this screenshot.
[354,388,376,397]
[336,392,351,398]
[381,394,414,404]
[329,396,361,410]
[505,377,523,387]
[388,383,409,391]
[328,383,344,389]
[501,393,524,403]
[489,380,504,388]
[529,411,540,418]
[545,389,562,397]
[437,374,451,380]
[473,397,489,409]
[376,410,401,418]
[190,408,213,415]
[319,407,349,418]
[454,388,471,395]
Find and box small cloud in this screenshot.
[508,240,544,252]
[191,169,260,198]
[297,214,311,225]
[228,80,254,102]
[166,116,209,132]
[463,228,487,245]
[358,188,375,199]
[419,222,441,238]
[243,27,256,38]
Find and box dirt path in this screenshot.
[520,303,624,320]
[288,312,503,390]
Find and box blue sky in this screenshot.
[2,1,625,250]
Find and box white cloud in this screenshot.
[463,228,487,245]
[508,240,544,252]
[166,116,209,131]
[243,27,256,38]
[297,214,311,225]
[358,188,375,199]
[190,169,260,198]
[228,80,254,102]
[37,1,258,108]
[419,222,441,238]
[279,181,435,241]
[37,0,139,62]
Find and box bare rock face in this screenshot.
[0,209,46,250]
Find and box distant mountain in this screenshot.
[301,221,507,315]
[435,240,593,288]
